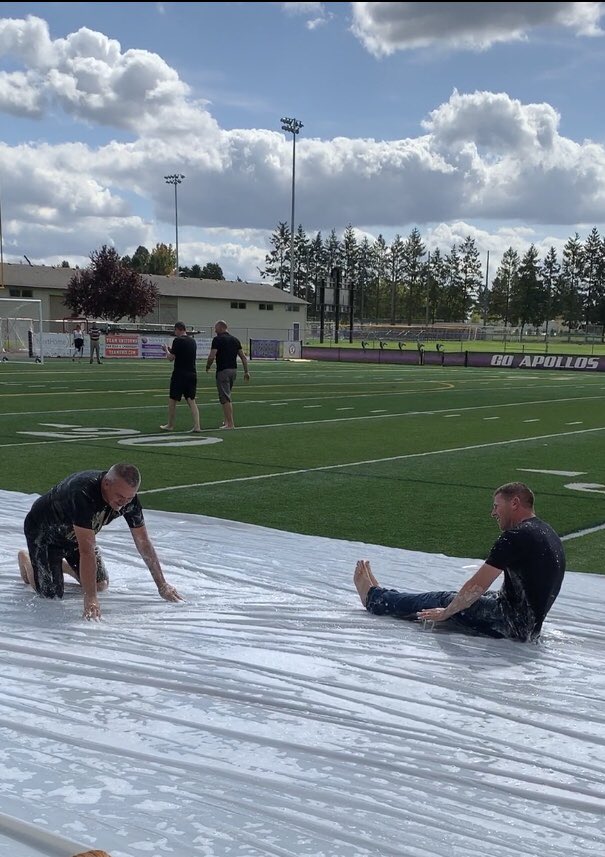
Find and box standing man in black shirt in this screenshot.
[354,482,565,642]
[205,319,250,429]
[160,321,201,432]
[18,463,184,620]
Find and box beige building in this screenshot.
[1,263,307,341]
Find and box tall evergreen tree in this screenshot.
[558,233,585,340]
[582,227,604,330]
[426,248,447,325]
[261,222,291,289]
[307,231,327,313]
[458,236,483,321]
[401,228,426,324]
[371,235,389,322]
[489,247,520,328]
[540,247,561,333]
[442,245,465,322]
[293,225,311,299]
[387,234,405,324]
[511,245,544,334]
[356,236,374,324]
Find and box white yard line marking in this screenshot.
[138,425,605,495]
[566,421,583,425]
[483,417,500,420]
[561,523,605,542]
[2,393,605,447]
[444,414,461,418]
[518,469,586,477]
[523,419,540,423]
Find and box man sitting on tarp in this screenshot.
[354,482,565,642]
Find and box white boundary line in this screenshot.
[561,523,605,542]
[139,425,605,494]
[3,389,605,423]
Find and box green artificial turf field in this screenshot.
[1,357,604,573]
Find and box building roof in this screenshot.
[1,263,307,305]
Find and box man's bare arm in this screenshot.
[130,525,184,601]
[418,563,502,622]
[238,348,250,380]
[73,525,101,620]
[205,348,218,372]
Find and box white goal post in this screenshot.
[0,297,44,363]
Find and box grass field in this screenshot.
[2,357,605,574]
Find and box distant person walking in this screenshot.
[205,320,250,429]
[72,323,84,361]
[160,321,201,432]
[89,322,102,364]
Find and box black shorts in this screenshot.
[24,528,108,599]
[74,338,84,350]
[170,371,197,401]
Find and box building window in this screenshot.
[230,301,247,309]
[285,305,300,312]
[259,303,274,311]
[8,288,33,298]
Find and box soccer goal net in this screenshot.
[0,297,44,363]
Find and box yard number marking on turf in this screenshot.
[18,423,223,447]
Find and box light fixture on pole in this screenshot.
[280,117,303,294]
[164,173,185,275]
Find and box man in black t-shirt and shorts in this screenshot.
[17,463,184,620]
[354,482,565,642]
[206,320,250,429]
[160,321,201,432]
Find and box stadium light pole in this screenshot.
[164,173,185,275]
[280,117,303,294]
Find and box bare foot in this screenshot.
[366,561,379,588]
[354,560,379,607]
[189,427,202,433]
[160,424,174,431]
[18,550,34,587]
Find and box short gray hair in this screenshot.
[495,482,534,507]
[107,463,141,488]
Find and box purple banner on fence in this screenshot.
[251,339,280,359]
[467,352,605,371]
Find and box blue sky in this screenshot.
[0,1,604,280]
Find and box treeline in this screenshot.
[121,244,224,280]
[60,245,225,279]
[260,222,605,332]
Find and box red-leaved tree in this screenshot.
[65,245,159,322]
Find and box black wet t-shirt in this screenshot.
[171,335,197,373]
[24,470,145,547]
[211,332,242,372]
[486,517,566,640]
